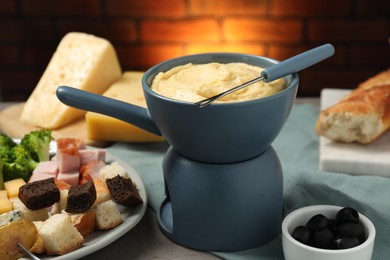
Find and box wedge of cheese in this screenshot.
[21,32,122,129]
[85,72,164,142]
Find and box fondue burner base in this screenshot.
[157,146,284,252]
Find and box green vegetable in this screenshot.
[0,158,4,189]
[21,130,53,162]
[0,130,54,182]
[0,133,17,149]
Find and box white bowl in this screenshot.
[282,205,375,260]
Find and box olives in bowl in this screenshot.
[282,205,375,260]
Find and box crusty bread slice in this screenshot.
[0,218,38,260]
[316,69,390,144]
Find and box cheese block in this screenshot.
[21,32,122,129]
[4,178,26,198]
[0,209,22,227]
[0,199,12,214]
[85,72,164,142]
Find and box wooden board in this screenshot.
[0,103,110,147]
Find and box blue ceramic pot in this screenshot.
[57,53,299,163]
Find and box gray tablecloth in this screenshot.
[107,104,390,260]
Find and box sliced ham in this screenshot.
[78,149,106,165]
[55,179,72,190]
[57,171,80,186]
[56,138,81,173]
[56,138,86,151]
[33,161,59,175]
[29,161,59,183]
[29,172,55,183]
[80,160,106,184]
[56,152,80,173]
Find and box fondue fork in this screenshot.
[18,243,41,260]
[195,43,335,108]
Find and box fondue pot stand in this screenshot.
[56,53,300,252]
[157,146,283,251]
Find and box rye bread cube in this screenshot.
[106,175,143,207]
[18,177,60,210]
[65,180,96,213]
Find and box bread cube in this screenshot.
[39,214,84,255]
[95,200,122,230]
[50,189,69,215]
[93,178,111,207]
[99,162,128,181]
[11,198,49,221]
[30,221,45,254]
[69,210,96,237]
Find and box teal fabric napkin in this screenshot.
[107,104,390,260]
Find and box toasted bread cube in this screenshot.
[99,162,128,181]
[50,189,69,215]
[95,200,122,230]
[4,178,26,198]
[69,210,96,237]
[93,178,111,206]
[30,221,46,254]
[39,214,84,255]
[11,198,49,222]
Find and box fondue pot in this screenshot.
[57,53,299,251]
[57,53,299,164]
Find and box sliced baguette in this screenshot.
[316,69,390,144]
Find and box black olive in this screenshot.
[328,219,338,235]
[290,207,366,250]
[331,237,360,249]
[338,222,366,243]
[306,214,329,232]
[336,207,359,224]
[291,225,311,245]
[311,228,334,249]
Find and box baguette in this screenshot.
[315,69,390,144]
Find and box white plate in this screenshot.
[21,151,148,260]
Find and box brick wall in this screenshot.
[0,0,389,101]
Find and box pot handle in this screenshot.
[56,86,162,136]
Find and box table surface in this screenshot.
[0,98,319,260]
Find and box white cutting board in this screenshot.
[319,88,390,177]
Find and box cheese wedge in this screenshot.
[21,32,122,129]
[85,72,164,142]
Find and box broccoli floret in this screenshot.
[0,133,16,162]
[0,158,4,189]
[21,130,53,162]
[11,145,39,172]
[0,146,13,162]
[0,133,16,149]
[0,130,53,183]
[2,161,31,182]
[2,145,39,182]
